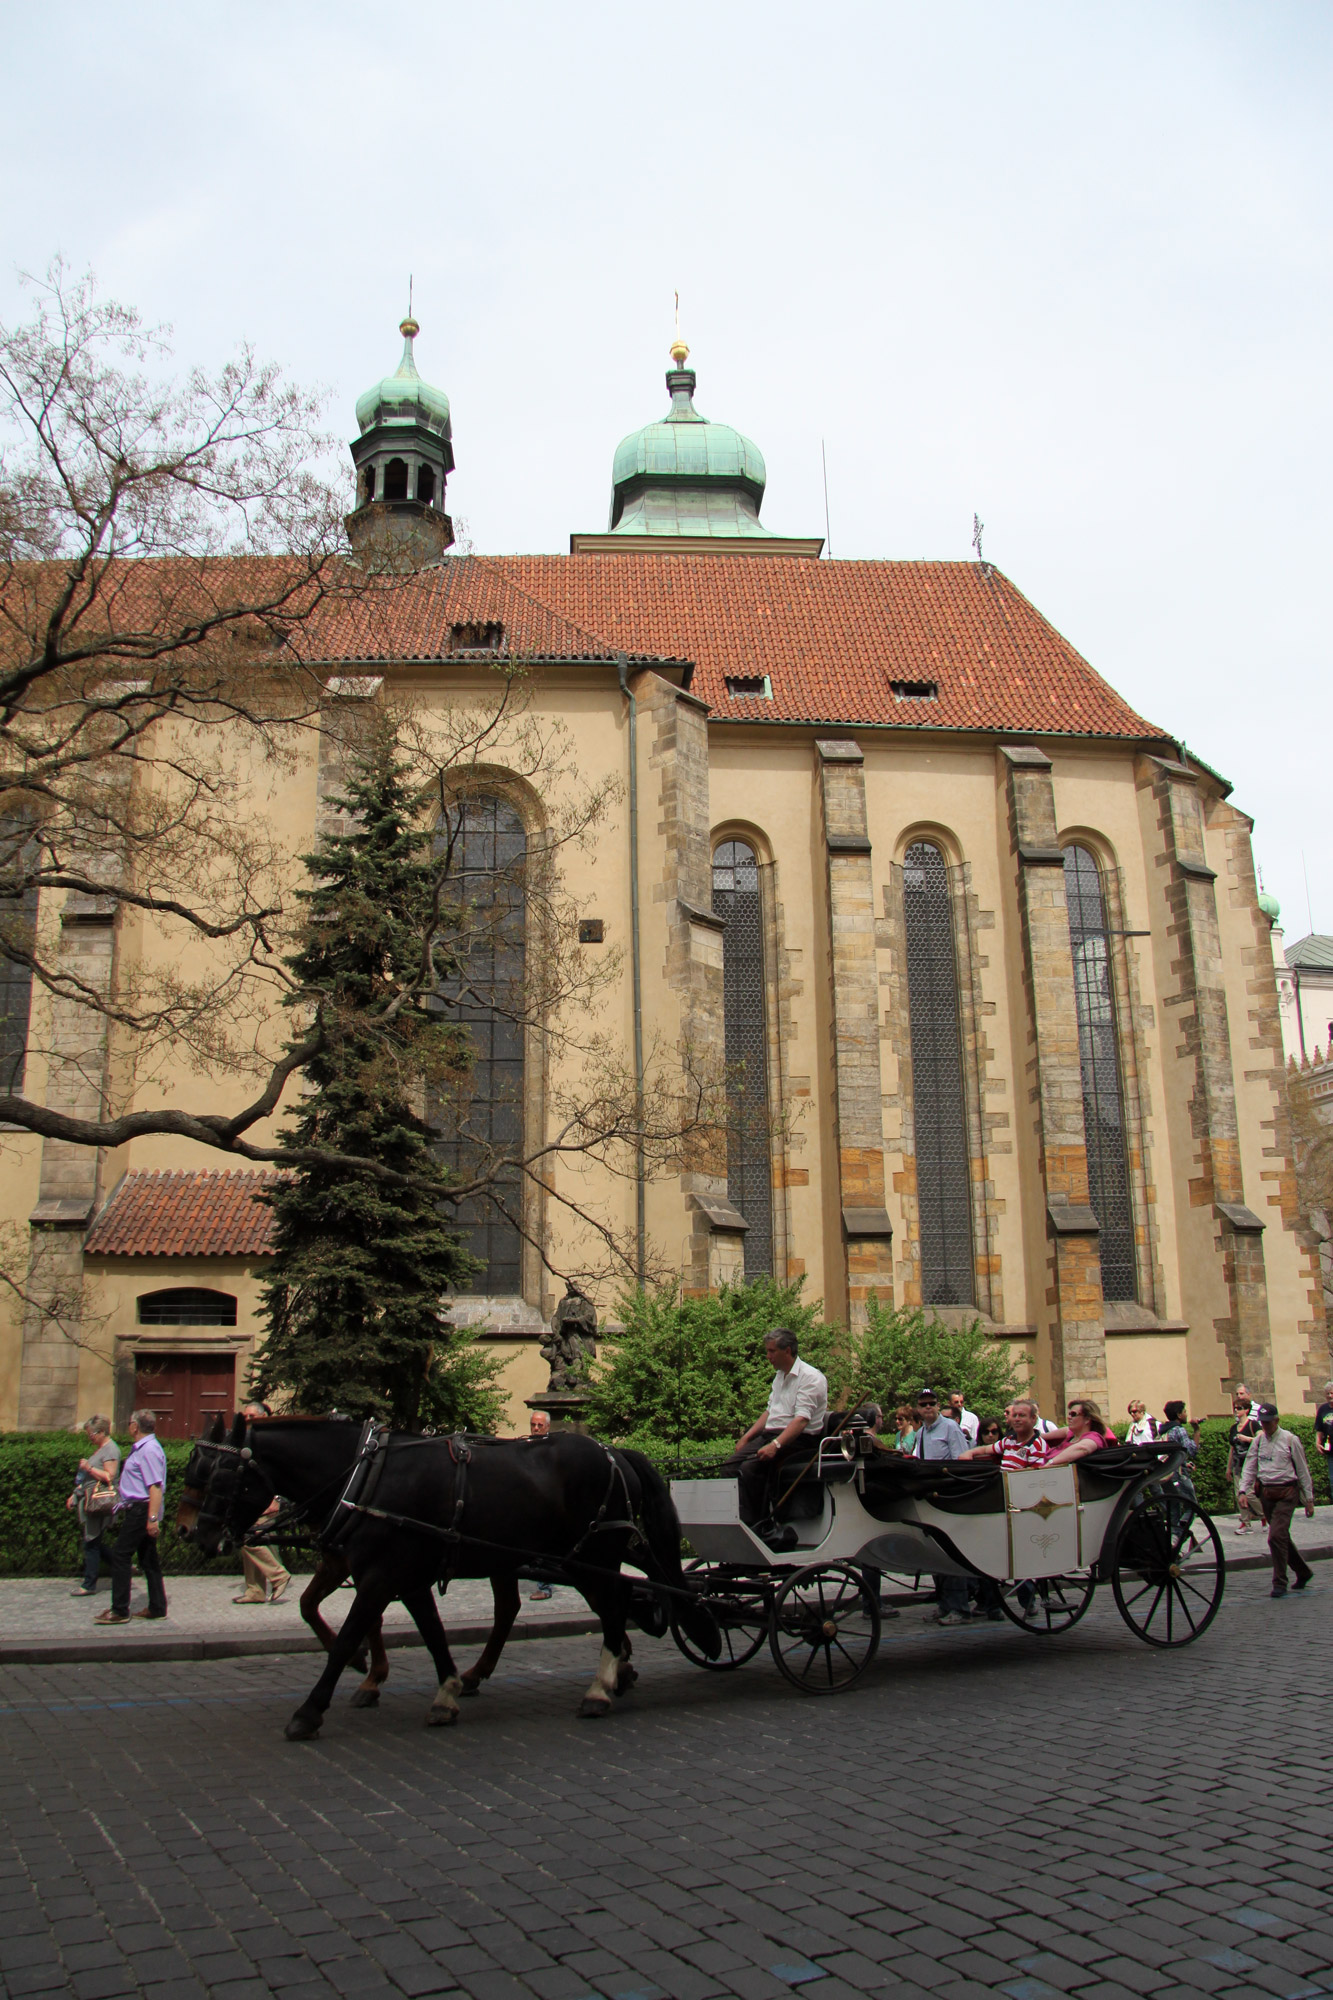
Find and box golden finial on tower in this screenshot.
[401,274,419,340]
[670,289,690,367]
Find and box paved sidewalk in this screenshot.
[0,1572,600,1665]
[4,1504,1329,1666]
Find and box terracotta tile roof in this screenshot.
[85,1171,282,1258]
[7,548,1163,740]
[489,554,1162,739]
[302,556,645,665]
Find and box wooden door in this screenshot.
[133,1352,236,1437]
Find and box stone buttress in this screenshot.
[816,740,893,1327]
[1001,745,1108,1409]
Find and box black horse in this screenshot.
[181,1415,717,1738]
[178,1420,522,1707]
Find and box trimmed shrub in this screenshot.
[1113,1415,1326,1514]
[0,1433,246,1578]
[584,1278,835,1446]
[841,1301,1026,1421]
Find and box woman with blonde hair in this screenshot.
[67,1414,120,1597]
[1046,1398,1114,1466]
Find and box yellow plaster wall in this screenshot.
[0,653,1319,1436]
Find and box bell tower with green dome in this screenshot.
[346,313,455,564]
[570,336,823,558]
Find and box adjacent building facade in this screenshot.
[3,322,1326,1434]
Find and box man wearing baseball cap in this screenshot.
[1237,1403,1315,1597]
[912,1389,971,1625]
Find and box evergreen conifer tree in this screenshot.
[252,722,505,1430]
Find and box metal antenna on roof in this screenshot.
[972,512,988,574]
[1303,850,1314,934]
[821,440,833,558]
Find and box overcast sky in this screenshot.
[3,2,1327,932]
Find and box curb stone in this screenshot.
[3,1535,1325,1668]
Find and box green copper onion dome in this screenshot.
[1258,887,1281,925]
[608,340,775,537]
[355,316,452,440]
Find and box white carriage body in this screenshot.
[671,1457,1125,1582]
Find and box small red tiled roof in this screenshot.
[85,1171,282,1258]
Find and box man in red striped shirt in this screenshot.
[963,1398,1055,1469]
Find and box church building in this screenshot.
[4,317,1324,1436]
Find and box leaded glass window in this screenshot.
[1064,844,1136,1300]
[432,797,527,1295]
[712,839,773,1278]
[903,841,974,1306]
[0,821,38,1094]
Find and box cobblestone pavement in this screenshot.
[1,1567,1328,2000]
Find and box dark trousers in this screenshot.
[721,1433,812,1525]
[1256,1481,1312,1590]
[109,1502,167,1617]
[81,1531,106,1591]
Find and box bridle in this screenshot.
[190,1426,358,1555]
[188,1430,277,1553]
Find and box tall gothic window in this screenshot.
[0,821,38,1093]
[433,796,527,1295]
[903,841,974,1306]
[712,839,773,1278]
[1064,845,1136,1300]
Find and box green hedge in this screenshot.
[0,1434,248,1578]
[1113,1416,1330,1514]
[7,1414,1330,1575]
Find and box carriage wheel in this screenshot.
[1111,1499,1224,1647]
[997,1571,1096,1635]
[670,1561,769,1671]
[769,1562,881,1694]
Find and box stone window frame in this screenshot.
[1057,824,1164,1318]
[885,822,1001,1321]
[710,821,791,1285]
[434,767,550,1313]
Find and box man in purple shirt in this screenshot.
[94,1409,168,1624]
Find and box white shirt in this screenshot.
[765,1356,828,1436]
[1126,1415,1157,1445]
[954,1406,979,1446]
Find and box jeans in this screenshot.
[934,1574,970,1616]
[109,1502,167,1617]
[81,1532,105,1591]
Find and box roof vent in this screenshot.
[449,621,504,653]
[725,674,772,700]
[891,679,938,702]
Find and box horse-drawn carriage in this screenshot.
[664,1426,1225,1693]
[179,1416,1223,1736]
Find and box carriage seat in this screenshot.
[859,1452,1006,1519]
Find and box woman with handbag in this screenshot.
[67,1415,120,1597]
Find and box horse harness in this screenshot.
[324,1423,648,1584]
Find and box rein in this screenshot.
[329,1428,655,1589]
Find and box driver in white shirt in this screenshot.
[725,1329,829,1526]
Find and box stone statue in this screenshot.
[540,1285,599,1394]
